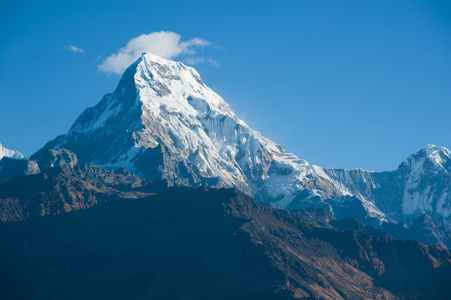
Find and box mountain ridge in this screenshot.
[32,53,348,205]
[1,162,451,299]
[31,53,451,230]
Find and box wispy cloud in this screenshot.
[64,45,84,54]
[184,57,221,67]
[97,31,218,75]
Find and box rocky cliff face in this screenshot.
[398,145,451,226]
[0,157,39,184]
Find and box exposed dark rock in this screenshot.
[378,214,451,249]
[0,157,40,184]
[32,148,79,170]
[0,167,451,299]
[0,163,166,222]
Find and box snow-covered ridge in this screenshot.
[0,141,26,160]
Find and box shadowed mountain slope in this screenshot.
[0,165,451,299]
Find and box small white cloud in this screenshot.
[97,31,216,75]
[64,45,84,54]
[184,57,220,68]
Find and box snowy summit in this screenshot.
[33,53,349,205]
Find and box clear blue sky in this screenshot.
[1,0,450,171]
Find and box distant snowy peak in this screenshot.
[400,144,451,173]
[396,145,451,226]
[0,141,26,160]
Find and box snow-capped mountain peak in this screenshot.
[0,141,26,160]
[422,144,450,171]
[395,144,451,226]
[33,53,347,206]
[135,53,234,118]
[399,145,451,181]
[32,53,451,229]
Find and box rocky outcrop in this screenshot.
[33,148,79,170]
[0,162,165,222]
[0,157,39,184]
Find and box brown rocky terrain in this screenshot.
[0,164,450,299]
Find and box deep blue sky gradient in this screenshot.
[1,0,450,171]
